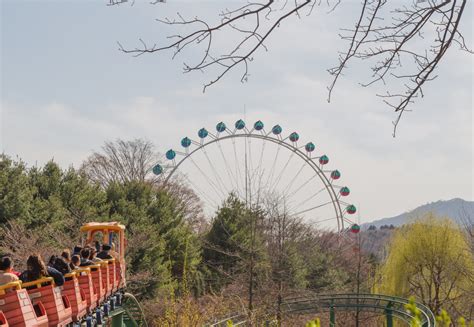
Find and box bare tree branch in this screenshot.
[116,0,471,135]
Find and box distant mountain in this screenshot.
[363,198,474,229]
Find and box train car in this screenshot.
[0,281,48,327]
[0,222,147,326]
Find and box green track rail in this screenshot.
[100,292,148,327]
[208,293,436,327]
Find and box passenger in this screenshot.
[110,243,120,260]
[53,256,71,275]
[96,244,113,260]
[20,255,65,287]
[61,249,71,263]
[89,247,102,263]
[79,248,94,267]
[0,256,19,285]
[72,246,82,256]
[70,255,80,270]
[47,255,57,267]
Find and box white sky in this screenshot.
[1,0,473,223]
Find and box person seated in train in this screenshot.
[70,255,80,270]
[79,248,94,267]
[47,255,58,267]
[61,249,71,263]
[88,247,102,263]
[0,256,19,285]
[110,243,120,260]
[72,246,82,256]
[52,256,71,275]
[0,254,21,277]
[20,254,65,287]
[96,244,113,260]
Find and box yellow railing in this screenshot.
[21,277,54,289]
[64,272,77,279]
[74,267,91,275]
[0,281,22,295]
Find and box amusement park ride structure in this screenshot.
[0,222,147,327]
[152,119,360,234]
[0,120,437,326]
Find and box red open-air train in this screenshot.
[0,222,128,327]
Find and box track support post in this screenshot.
[329,301,335,327]
[385,301,393,327]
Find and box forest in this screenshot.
[0,139,473,326]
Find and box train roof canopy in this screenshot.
[80,222,126,233]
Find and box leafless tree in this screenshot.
[114,0,470,136]
[459,206,474,255]
[81,138,160,187]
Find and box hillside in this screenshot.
[363,198,473,229]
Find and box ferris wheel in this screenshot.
[152,119,359,234]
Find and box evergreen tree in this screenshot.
[0,155,33,225]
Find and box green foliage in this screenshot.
[0,154,202,300]
[105,181,202,297]
[0,155,34,225]
[305,318,321,327]
[405,297,423,327]
[436,309,451,327]
[377,214,474,318]
[203,194,265,290]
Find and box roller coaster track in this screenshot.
[208,293,436,327]
[121,292,148,327]
[102,292,148,327]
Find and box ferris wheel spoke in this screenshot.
[287,186,328,214]
[232,138,244,198]
[246,137,256,204]
[188,155,227,200]
[285,173,319,199]
[291,200,335,217]
[268,151,296,195]
[201,147,231,198]
[248,139,265,202]
[262,145,282,192]
[216,141,241,198]
[179,173,220,211]
[281,162,306,196]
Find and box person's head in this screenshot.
[73,246,82,255]
[61,249,71,262]
[26,255,48,280]
[102,244,111,252]
[71,255,80,267]
[0,256,14,272]
[80,248,90,259]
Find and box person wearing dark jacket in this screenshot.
[96,244,113,260]
[20,255,65,287]
[52,256,71,275]
[72,246,82,256]
[70,255,80,270]
[79,248,94,267]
